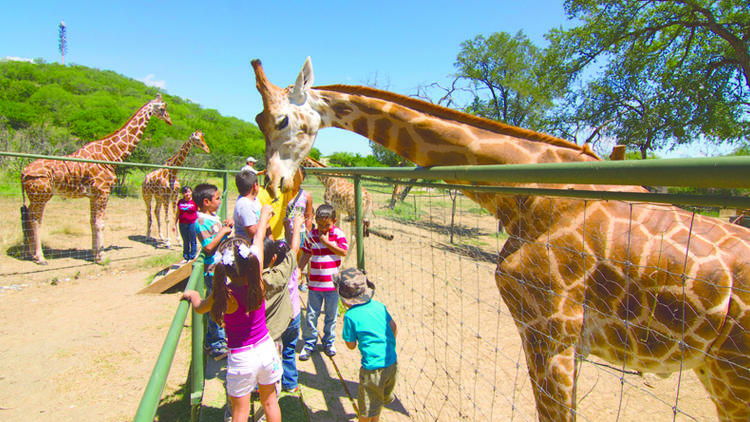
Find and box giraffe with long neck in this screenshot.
[142,130,210,247]
[252,58,750,422]
[21,94,172,264]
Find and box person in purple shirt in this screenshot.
[182,205,282,422]
[173,186,198,263]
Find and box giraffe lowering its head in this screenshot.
[142,130,209,247]
[21,94,172,264]
[252,58,750,421]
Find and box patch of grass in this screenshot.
[144,251,181,269]
[375,201,424,222]
[467,206,490,216]
[143,251,182,284]
[51,224,86,236]
[491,231,510,241]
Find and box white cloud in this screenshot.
[2,56,34,63]
[140,74,166,89]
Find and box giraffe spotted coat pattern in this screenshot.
[21,95,172,264]
[251,57,750,422]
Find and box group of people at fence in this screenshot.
[179,167,399,422]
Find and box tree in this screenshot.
[454,31,570,131]
[369,141,403,166]
[550,0,750,156]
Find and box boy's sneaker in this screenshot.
[299,347,313,361]
[209,345,228,360]
[324,344,337,357]
[282,385,299,393]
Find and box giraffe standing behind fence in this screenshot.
[252,58,750,422]
[142,130,209,247]
[20,94,172,264]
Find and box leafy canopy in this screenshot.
[549,0,749,157]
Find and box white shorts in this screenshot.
[225,335,283,398]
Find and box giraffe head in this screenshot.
[252,57,319,197]
[189,130,210,153]
[150,94,173,125]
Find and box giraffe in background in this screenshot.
[142,130,209,247]
[300,155,372,233]
[252,57,750,422]
[21,94,172,264]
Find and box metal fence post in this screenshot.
[354,175,364,270]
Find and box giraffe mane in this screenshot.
[315,85,600,160]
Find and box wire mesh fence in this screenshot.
[356,178,749,422]
[0,154,234,281]
[3,151,750,421]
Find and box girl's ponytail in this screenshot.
[210,263,229,326]
[215,236,266,314]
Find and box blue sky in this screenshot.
[3,1,733,158]
[1,1,578,156]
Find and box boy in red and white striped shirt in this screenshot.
[297,204,348,360]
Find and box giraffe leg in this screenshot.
[162,198,171,248]
[25,195,52,265]
[345,218,356,266]
[90,194,109,263]
[154,200,164,242]
[694,335,750,421]
[144,194,153,239]
[496,240,582,422]
[521,339,578,422]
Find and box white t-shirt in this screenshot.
[240,165,257,174]
[233,195,261,240]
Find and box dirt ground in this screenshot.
[0,185,722,421]
[0,196,192,422]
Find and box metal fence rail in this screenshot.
[4,150,750,419]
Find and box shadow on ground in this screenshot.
[5,242,129,264]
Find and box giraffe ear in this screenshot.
[290,56,314,105]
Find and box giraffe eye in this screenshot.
[276,116,289,130]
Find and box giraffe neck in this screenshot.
[87,102,155,162]
[312,85,598,167]
[301,158,335,191]
[164,138,194,179]
[309,86,600,237]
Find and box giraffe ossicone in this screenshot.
[252,57,750,422]
[21,94,172,264]
[142,129,210,247]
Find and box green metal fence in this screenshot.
[4,151,750,419]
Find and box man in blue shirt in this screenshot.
[339,268,398,422]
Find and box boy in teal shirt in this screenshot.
[339,268,398,422]
[193,183,233,360]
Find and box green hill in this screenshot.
[0,60,264,170]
